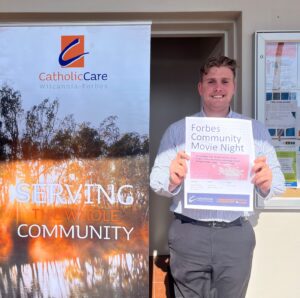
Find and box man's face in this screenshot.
[198,66,235,117]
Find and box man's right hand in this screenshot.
[169,151,190,192]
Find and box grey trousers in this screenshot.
[168,217,256,298]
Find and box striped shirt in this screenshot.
[150,109,286,222]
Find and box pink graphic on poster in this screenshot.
[190,152,249,180]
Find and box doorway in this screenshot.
[149,36,225,297]
[150,36,224,255]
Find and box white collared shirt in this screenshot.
[150,109,285,222]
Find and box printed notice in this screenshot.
[273,139,297,187]
[184,117,255,211]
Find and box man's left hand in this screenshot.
[251,156,272,195]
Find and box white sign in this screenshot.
[184,117,255,211]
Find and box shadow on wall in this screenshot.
[149,255,175,298]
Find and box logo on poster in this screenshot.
[38,34,108,85]
[59,35,89,68]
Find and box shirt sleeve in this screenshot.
[150,124,182,198]
[254,123,286,200]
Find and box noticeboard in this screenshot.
[255,31,300,209]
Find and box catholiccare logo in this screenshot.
[59,35,89,68]
[38,34,108,84]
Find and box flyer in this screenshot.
[184,117,255,211]
[273,139,297,187]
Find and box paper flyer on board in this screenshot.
[273,139,297,187]
[264,42,299,140]
[184,117,255,211]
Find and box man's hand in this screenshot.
[169,151,190,192]
[251,156,272,195]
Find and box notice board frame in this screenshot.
[255,30,300,209]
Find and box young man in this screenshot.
[150,56,285,298]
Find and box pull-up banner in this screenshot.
[0,23,150,297]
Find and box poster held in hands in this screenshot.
[184,117,255,211]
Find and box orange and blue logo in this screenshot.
[59,35,89,68]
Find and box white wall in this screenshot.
[1,1,300,297]
[249,212,300,298]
